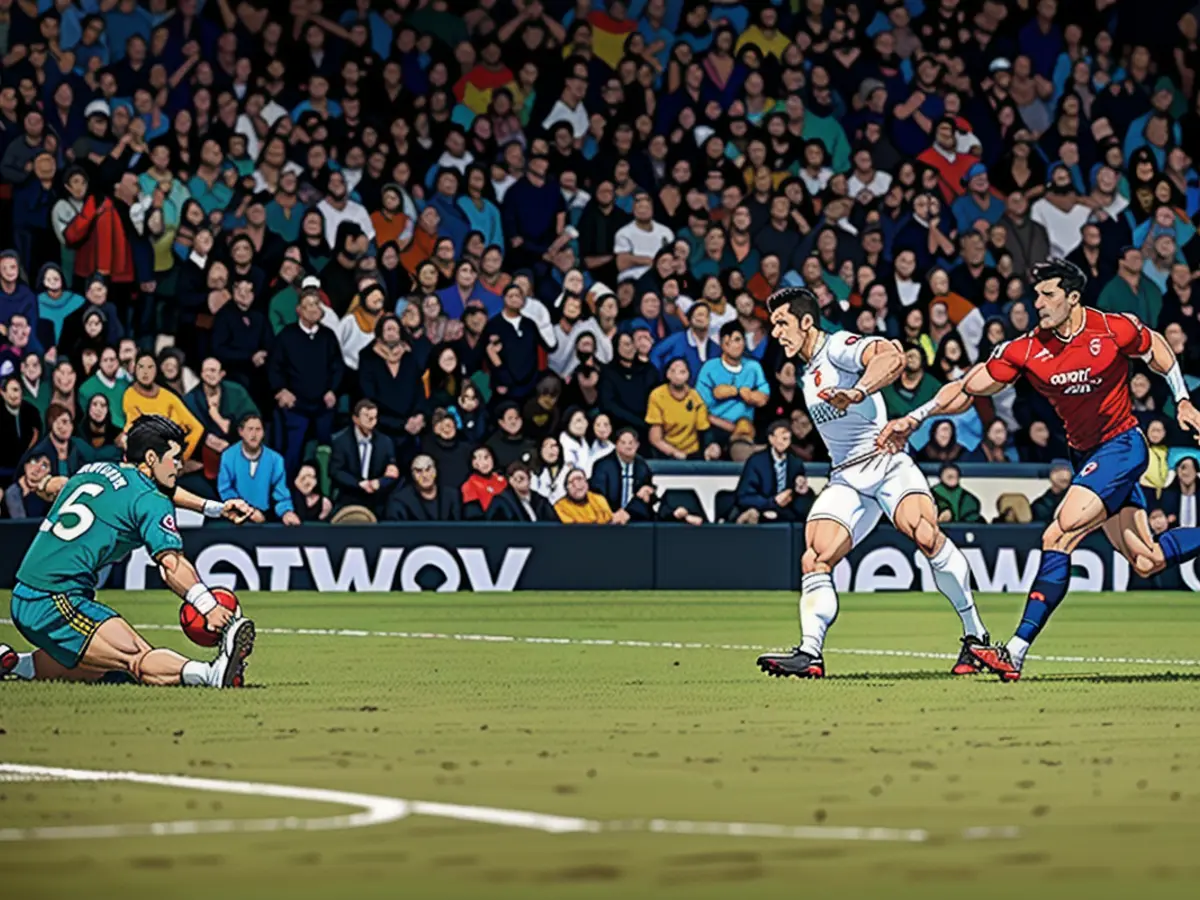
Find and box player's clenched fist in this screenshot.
[1176,398,1200,443]
[877,416,917,453]
[221,499,257,524]
[819,388,865,411]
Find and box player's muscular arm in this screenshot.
[1144,328,1200,440]
[157,550,234,633]
[876,363,1000,450]
[34,475,69,502]
[173,487,258,524]
[824,340,904,410]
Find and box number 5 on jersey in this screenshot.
[39,483,105,542]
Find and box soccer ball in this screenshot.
[179,587,241,647]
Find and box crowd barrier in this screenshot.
[1,522,1194,593]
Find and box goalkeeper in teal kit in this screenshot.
[1,415,256,687]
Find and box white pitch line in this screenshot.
[0,763,1014,845]
[2,618,1191,669]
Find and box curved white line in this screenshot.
[0,763,1017,845]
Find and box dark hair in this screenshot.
[125,414,186,464]
[353,398,378,417]
[506,460,532,478]
[1,374,19,392]
[237,413,264,431]
[1029,258,1087,298]
[718,320,745,342]
[614,426,639,443]
[767,418,791,437]
[765,285,820,327]
[46,402,73,424]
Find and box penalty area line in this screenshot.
[0,763,1016,845]
[2,618,1192,669]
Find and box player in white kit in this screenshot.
[755,287,990,678]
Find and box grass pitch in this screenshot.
[3,590,1200,900]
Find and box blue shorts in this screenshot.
[1068,428,1149,516]
[10,582,119,669]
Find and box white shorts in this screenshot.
[808,452,931,546]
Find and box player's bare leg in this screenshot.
[972,485,1108,681]
[757,518,852,679]
[1103,505,1200,577]
[892,492,989,674]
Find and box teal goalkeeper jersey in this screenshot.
[15,463,184,593]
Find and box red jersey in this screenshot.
[985,308,1152,452]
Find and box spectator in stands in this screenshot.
[554,467,615,524]
[122,352,204,464]
[599,332,657,437]
[486,401,537,471]
[590,427,655,524]
[426,408,473,493]
[33,404,86,477]
[1032,460,1073,523]
[489,461,561,522]
[76,394,122,464]
[0,375,41,485]
[268,286,344,476]
[919,420,967,464]
[329,399,400,518]
[485,285,551,402]
[646,357,719,460]
[1162,457,1199,527]
[560,407,614,477]
[969,419,1020,463]
[1098,247,1164,327]
[218,413,299,526]
[211,277,272,401]
[614,192,674,284]
[532,436,569,503]
[183,358,258,451]
[696,322,768,445]
[734,420,812,524]
[387,454,463,522]
[4,449,52,520]
[462,445,507,517]
[291,462,333,524]
[79,346,128,428]
[932,464,984,524]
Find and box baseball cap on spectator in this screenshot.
[961,163,988,188]
[84,100,111,119]
[858,78,886,104]
[1049,459,1072,474]
[988,58,1012,74]
[301,276,322,291]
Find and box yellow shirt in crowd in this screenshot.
[645,384,711,457]
[122,385,205,459]
[554,492,614,524]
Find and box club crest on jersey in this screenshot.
[1079,462,1098,477]
[160,513,178,534]
[1089,337,1102,357]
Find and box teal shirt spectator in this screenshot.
[290,99,343,123]
[339,7,394,59]
[265,200,303,243]
[696,355,770,424]
[37,291,85,346]
[457,195,504,248]
[218,442,294,519]
[187,175,234,216]
[137,174,190,228]
[951,191,1005,231]
[804,111,851,173]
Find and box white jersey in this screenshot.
[801,332,888,468]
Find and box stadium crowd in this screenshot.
[1,0,1199,527]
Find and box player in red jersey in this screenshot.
[879,259,1200,680]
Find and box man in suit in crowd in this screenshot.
[734,419,812,523]
[488,461,561,522]
[329,399,400,517]
[386,454,463,521]
[590,427,656,524]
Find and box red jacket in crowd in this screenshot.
[63,195,136,284]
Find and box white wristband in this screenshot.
[1165,360,1190,403]
[202,500,224,519]
[908,398,940,426]
[185,583,217,615]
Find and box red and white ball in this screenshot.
[179,587,241,647]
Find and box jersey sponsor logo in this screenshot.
[161,514,178,534]
[1089,337,1102,357]
[1079,462,1099,477]
[1048,367,1104,394]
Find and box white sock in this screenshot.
[181,660,214,687]
[929,538,986,638]
[798,572,839,657]
[13,653,35,680]
[1006,636,1030,668]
